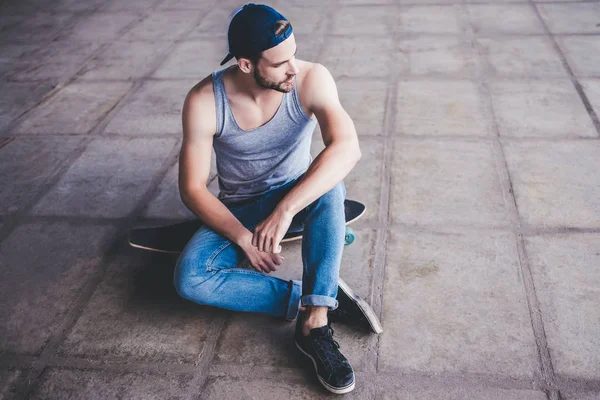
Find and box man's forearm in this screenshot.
[278,141,361,216]
[180,186,251,247]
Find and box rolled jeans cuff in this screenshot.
[285,280,302,321]
[301,294,339,311]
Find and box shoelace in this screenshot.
[312,325,348,373]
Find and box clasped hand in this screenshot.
[239,207,294,274]
[252,207,293,254]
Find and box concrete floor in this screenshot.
[1,0,600,399]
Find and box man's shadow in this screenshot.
[129,250,320,388]
[131,252,180,302]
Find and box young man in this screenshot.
[173,3,382,394]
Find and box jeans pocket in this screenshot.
[206,241,233,272]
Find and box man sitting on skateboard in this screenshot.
[174,3,381,394]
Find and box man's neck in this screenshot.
[228,66,282,105]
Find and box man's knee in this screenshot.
[316,181,346,207]
[173,253,214,304]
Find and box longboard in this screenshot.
[129,199,366,254]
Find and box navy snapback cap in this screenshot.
[220,3,293,66]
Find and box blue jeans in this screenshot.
[173,176,347,320]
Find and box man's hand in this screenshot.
[252,207,294,254]
[238,231,284,273]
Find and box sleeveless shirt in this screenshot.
[211,67,317,205]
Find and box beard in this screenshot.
[253,68,295,93]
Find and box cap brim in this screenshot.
[220,53,234,66]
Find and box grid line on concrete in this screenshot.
[2,136,178,399]
[323,31,600,39]
[1,356,568,398]
[0,76,135,232]
[0,2,223,398]
[464,5,558,398]
[491,115,559,399]
[0,136,15,150]
[3,31,598,49]
[6,60,600,86]
[12,211,600,238]
[11,139,183,400]
[0,353,197,376]
[555,375,600,394]
[21,0,224,393]
[529,2,600,137]
[0,42,112,136]
[1,353,567,393]
[183,315,229,400]
[368,152,391,374]
[362,82,395,373]
[99,0,164,13]
[10,212,600,239]
[0,137,93,243]
[0,0,214,229]
[0,0,187,139]
[0,8,84,46]
[3,143,182,400]
[522,2,600,397]
[209,364,543,391]
[371,0,403,375]
[6,130,600,143]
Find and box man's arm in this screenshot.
[252,64,361,253]
[179,78,283,273]
[278,64,361,215]
[179,79,249,245]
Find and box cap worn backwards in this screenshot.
[220,3,293,66]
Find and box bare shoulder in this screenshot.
[302,60,333,81]
[297,60,334,91]
[296,60,339,114]
[182,74,217,138]
[185,74,215,114]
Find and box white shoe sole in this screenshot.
[294,340,356,394]
[338,278,384,334]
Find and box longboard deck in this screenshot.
[129,199,366,254]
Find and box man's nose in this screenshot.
[288,60,299,76]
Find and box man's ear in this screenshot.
[237,58,253,74]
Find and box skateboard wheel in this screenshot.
[344,227,355,246]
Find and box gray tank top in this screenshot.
[211,67,317,205]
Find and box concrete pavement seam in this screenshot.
[489,69,561,400]
[371,0,403,375]
[4,139,182,400]
[2,2,218,398]
[124,2,239,397]
[6,353,600,394]
[466,5,559,398]
[0,136,15,150]
[0,136,94,244]
[0,354,197,375]
[37,139,182,354]
[10,138,182,400]
[0,69,133,241]
[184,315,229,400]
[9,214,600,236]
[207,363,544,391]
[529,1,600,137]
[0,43,113,138]
[6,130,600,142]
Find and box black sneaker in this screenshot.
[294,318,355,394]
[328,278,383,334]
